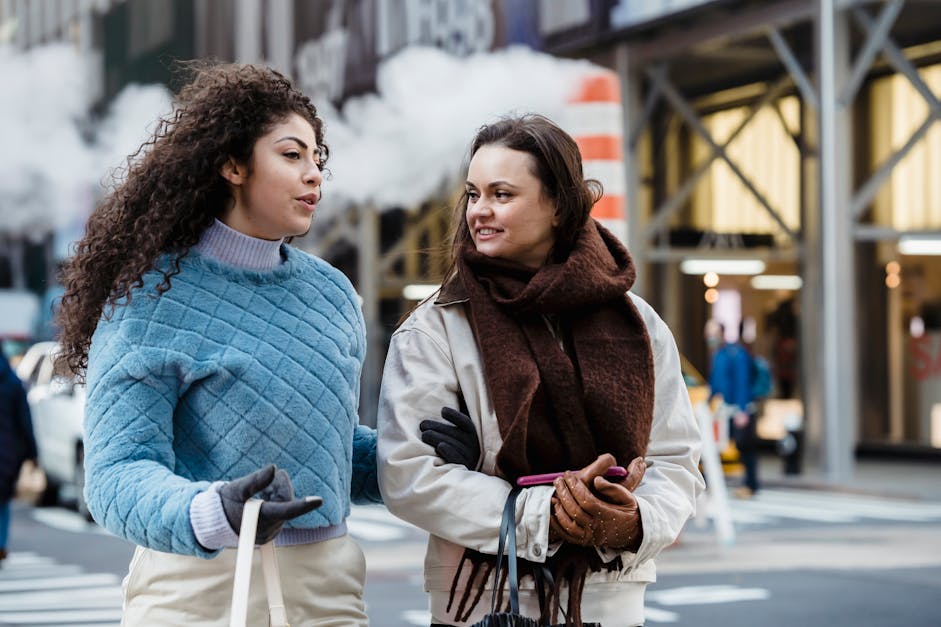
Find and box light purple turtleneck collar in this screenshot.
[194,219,284,272]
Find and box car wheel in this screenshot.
[75,444,93,522]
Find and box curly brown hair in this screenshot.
[56,62,327,378]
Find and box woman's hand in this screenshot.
[218,464,323,544]
[419,407,481,470]
[549,456,646,551]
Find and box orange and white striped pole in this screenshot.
[565,71,628,245]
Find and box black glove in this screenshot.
[218,464,323,544]
[419,406,481,470]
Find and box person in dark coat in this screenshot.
[0,342,38,563]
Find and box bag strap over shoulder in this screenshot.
[230,499,289,627]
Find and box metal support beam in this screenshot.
[818,0,856,483]
[642,75,793,241]
[266,0,294,76]
[617,43,647,298]
[767,27,820,110]
[847,4,941,219]
[838,0,903,106]
[627,71,662,150]
[629,0,818,62]
[853,6,941,118]
[235,0,262,64]
[851,112,936,218]
[358,205,381,428]
[772,98,805,154]
[648,67,800,243]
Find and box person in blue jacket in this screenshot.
[0,343,38,564]
[709,323,760,497]
[54,63,476,625]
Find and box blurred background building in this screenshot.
[2,0,940,482]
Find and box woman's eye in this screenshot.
[496,191,510,199]
[284,151,300,160]
[466,191,478,201]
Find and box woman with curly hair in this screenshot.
[55,63,475,625]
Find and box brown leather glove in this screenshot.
[549,455,646,551]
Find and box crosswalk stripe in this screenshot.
[0,553,122,627]
[347,518,409,542]
[733,499,858,522]
[750,490,941,520]
[0,609,123,624]
[0,564,82,580]
[648,585,771,606]
[723,489,941,525]
[1,553,55,567]
[644,606,680,622]
[0,573,119,593]
[0,586,121,611]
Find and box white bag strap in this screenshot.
[229,499,289,627]
[261,543,288,626]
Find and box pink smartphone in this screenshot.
[516,466,628,487]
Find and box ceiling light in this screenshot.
[680,259,766,275]
[750,275,803,290]
[898,236,941,255]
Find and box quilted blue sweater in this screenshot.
[84,245,380,558]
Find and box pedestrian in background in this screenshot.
[709,323,760,497]
[378,115,704,627]
[0,340,38,565]
[53,63,476,625]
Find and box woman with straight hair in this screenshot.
[378,114,704,627]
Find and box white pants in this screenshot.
[122,534,368,626]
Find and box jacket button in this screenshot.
[533,545,543,557]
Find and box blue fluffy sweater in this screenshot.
[84,245,380,558]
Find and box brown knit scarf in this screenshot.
[446,220,655,626]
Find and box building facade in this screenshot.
[3,0,940,473]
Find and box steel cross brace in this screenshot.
[850,2,941,219]
[643,65,799,243]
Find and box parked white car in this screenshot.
[15,341,90,519]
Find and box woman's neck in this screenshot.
[194,219,283,271]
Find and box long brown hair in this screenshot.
[56,62,327,378]
[448,114,602,268]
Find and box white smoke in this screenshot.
[95,83,174,190]
[0,44,173,239]
[0,44,95,238]
[0,43,598,237]
[317,46,598,214]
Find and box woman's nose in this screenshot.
[468,198,492,219]
[305,163,323,186]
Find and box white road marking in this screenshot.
[648,585,771,606]
[644,606,680,622]
[0,608,122,624]
[0,573,119,593]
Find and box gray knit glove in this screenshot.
[218,464,323,544]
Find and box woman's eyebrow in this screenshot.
[275,136,309,149]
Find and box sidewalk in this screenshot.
[754,451,941,501]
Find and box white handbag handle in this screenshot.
[229,499,289,627]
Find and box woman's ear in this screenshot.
[220,157,246,185]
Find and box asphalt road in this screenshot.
[4,486,941,626]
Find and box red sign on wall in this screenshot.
[911,334,941,382]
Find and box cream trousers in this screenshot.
[121,534,368,626]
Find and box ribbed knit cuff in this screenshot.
[195,219,283,271]
[190,482,240,550]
